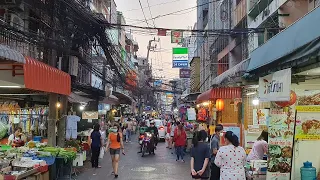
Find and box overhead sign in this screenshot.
[82,111,99,119]
[258,68,291,102]
[171,30,183,43]
[172,47,188,68]
[179,69,191,78]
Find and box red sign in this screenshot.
[179,69,191,78]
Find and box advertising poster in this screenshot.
[253,109,269,125]
[295,90,320,140]
[295,106,320,140]
[267,107,294,180]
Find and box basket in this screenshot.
[35,164,48,173]
[0,145,12,151]
[33,136,42,142]
[38,156,55,166]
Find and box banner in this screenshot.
[171,30,183,43]
[259,68,291,102]
[172,47,188,68]
[82,111,99,120]
[179,69,191,78]
[267,107,294,180]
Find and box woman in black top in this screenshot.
[190,130,210,179]
[91,124,102,170]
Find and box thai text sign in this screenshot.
[179,69,191,78]
[171,30,183,43]
[172,47,188,68]
[258,68,291,102]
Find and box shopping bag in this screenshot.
[99,147,105,159]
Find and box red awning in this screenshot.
[24,57,71,95]
[196,87,242,103]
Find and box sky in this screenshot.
[115,0,197,80]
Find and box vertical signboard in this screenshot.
[267,107,294,180]
[172,47,188,68]
[171,30,183,43]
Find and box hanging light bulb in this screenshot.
[252,98,259,106]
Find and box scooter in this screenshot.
[141,132,155,157]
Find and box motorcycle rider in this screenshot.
[146,120,159,147]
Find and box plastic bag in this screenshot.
[99,147,105,159]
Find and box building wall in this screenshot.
[190,57,200,93]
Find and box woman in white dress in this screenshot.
[214,131,246,180]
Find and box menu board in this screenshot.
[295,106,320,140]
[267,107,294,180]
[253,109,269,125]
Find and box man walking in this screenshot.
[126,119,133,143]
[210,124,224,180]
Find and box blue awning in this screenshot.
[247,7,320,72]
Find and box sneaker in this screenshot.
[181,160,185,163]
[111,172,115,175]
[176,159,179,161]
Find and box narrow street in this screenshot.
[76,135,191,180]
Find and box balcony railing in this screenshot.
[233,0,247,27]
[0,31,44,62]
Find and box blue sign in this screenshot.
[172,60,188,68]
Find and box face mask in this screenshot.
[110,128,117,133]
[219,132,224,137]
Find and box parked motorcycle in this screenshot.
[141,132,155,157]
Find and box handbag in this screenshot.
[99,147,105,159]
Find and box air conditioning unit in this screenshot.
[69,56,79,76]
[4,13,24,31]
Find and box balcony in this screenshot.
[233,0,246,28]
[248,0,274,18]
[0,31,44,61]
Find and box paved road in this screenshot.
[75,135,192,180]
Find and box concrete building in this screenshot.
[247,0,318,53]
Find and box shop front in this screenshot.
[243,7,320,180]
[196,87,243,140]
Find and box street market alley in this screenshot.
[76,137,191,180]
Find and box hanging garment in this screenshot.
[66,115,81,139]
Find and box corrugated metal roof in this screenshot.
[247,7,320,72]
[0,44,25,63]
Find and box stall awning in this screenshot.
[212,58,250,85]
[24,57,71,95]
[68,92,94,103]
[196,87,242,103]
[101,94,119,105]
[0,44,25,63]
[247,7,320,72]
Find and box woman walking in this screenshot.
[90,124,102,171]
[190,130,210,180]
[174,124,187,162]
[214,131,246,180]
[105,123,125,178]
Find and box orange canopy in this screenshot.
[24,57,71,95]
[196,87,242,103]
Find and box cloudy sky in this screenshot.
[115,0,197,80]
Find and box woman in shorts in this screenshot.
[106,123,125,178]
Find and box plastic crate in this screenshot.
[4,175,16,180]
[38,156,55,166]
[33,136,42,142]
